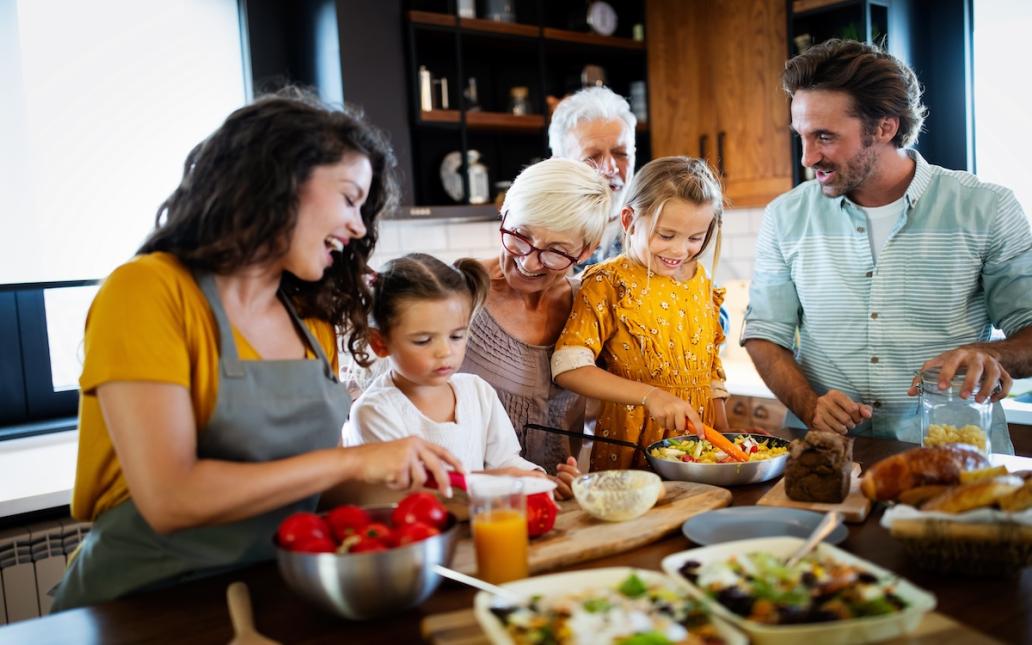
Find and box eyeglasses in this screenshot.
[499,213,581,271]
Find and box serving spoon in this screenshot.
[784,510,843,568]
[432,564,526,606]
[227,581,280,645]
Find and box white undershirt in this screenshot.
[858,195,906,263]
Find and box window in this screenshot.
[974,0,1032,214]
[0,0,247,439]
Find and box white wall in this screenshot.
[371,207,766,282]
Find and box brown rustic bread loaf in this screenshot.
[860,444,991,502]
[784,431,853,503]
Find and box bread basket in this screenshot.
[884,509,1032,576]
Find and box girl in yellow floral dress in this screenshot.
[551,157,729,470]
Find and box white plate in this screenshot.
[473,567,747,645]
[661,537,937,645]
[682,507,849,546]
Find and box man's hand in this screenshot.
[808,390,872,434]
[907,347,1012,403]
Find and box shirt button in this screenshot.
[865,271,873,278]
[870,356,879,364]
[870,312,879,320]
[857,226,866,233]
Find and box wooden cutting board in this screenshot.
[420,608,1002,645]
[756,462,872,523]
[449,481,731,575]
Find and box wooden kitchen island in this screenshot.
[1,437,1028,644]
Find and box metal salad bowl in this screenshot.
[645,433,792,486]
[275,505,459,620]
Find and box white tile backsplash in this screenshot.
[448,221,498,249]
[370,219,498,270]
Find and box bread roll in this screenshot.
[999,480,1032,512]
[897,485,949,508]
[921,476,1023,513]
[860,444,990,502]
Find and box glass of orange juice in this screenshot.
[470,476,528,584]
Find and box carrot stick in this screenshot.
[699,424,750,462]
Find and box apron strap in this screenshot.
[195,271,245,378]
[280,293,338,381]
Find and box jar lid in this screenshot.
[920,366,981,392]
[510,86,529,97]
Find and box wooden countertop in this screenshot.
[1,436,1029,644]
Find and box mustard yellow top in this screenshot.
[72,252,340,521]
[552,256,726,470]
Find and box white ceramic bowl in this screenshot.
[572,470,662,522]
[473,567,747,645]
[661,536,937,645]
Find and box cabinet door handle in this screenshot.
[699,134,709,161]
[753,405,770,420]
[732,400,749,415]
[716,131,726,176]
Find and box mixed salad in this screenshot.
[649,436,788,464]
[678,552,908,625]
[491,572,727,645]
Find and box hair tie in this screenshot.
[366,270,379,287]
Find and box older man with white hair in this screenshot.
[548,86,636,263]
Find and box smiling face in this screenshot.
[282,152,372,281]
[622,198,714,279]
[378,295,473,388]
[565,117,634,210]
[791,89,881,199]
[499,221,588,293]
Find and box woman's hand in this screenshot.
[644,389,706,438]
[553,456,581,500]
[347,437,465,497]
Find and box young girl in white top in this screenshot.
[350,253,545,480]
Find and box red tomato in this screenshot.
[344,535,388,553]
[361,522,392,542]
[292,535,337,553]
[680,454,696,462]
[325,505,372,541]
[277,512,331,550]
[392,492,449,530]
[392,521,440,546]
[526,492,558,538]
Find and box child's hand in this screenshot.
[644,389,707,439]
[552,456,581,500]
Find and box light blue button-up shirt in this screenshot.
[743,151,1032,453]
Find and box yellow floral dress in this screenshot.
[552,256,726,471]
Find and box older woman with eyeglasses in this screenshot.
[460,159,612,490]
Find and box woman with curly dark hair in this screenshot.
[52,89,463,610]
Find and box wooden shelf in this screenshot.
[792,0,856,15]
[407,10,455,28]
[417,109,460,125]
[458,17,538,38]
[466,112,545,132]
[542,27,645,50]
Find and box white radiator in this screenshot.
[0,518,90,624]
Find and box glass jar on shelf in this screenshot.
[509,86,531,116]
[919,367,992,455]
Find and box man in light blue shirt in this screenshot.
[743,39,1032,453]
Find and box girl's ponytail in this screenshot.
[453,257,490,314]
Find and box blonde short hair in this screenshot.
[501,158,612,250]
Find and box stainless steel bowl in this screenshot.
[645,433,791,486]
[275,505,459,620]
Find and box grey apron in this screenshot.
[52,272,350,610]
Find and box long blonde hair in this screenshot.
[622,156,724,279]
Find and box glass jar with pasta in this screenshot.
[919,367,991,454]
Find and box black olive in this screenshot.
[777,604,810,624]
[489,606,518,622]
[716,587,754,616]
[858,572,878,584]
[801,572,817,586]
[810,609,839,623]
[678,561,701,584]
